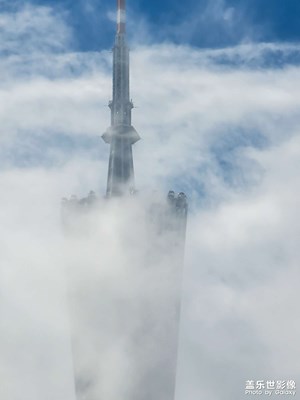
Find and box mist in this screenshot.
[1,2,300,400]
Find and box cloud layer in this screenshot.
[0,3,300,400]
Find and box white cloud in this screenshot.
[0,3,71,55]
[177,133,300,399]
[0,2,300,400]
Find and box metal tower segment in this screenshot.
[117,0,126,34]
[102,0,140,197]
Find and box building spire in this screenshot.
[117,0,126,34]
[102,0,140,197]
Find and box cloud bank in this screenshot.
[0,2,300,400]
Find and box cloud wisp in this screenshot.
[0,2,300,400]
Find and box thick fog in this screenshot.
[0,3,300,400]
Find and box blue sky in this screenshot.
[1,2,300,400]
[1,0,300,192]
[9,0,300,51]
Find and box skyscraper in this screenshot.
[63,1,188,399]
[102,0,140,197]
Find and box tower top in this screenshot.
[117,0,126,34]
[102,0,139,197]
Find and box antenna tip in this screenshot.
[117,0,126,34]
